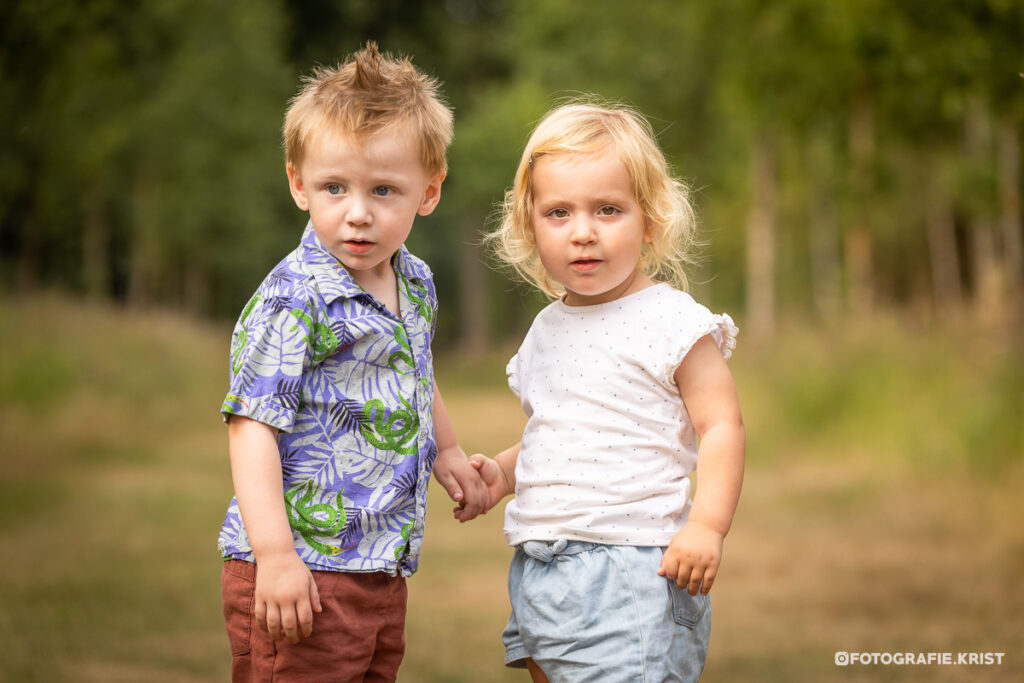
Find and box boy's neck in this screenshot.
[348,259,401,317]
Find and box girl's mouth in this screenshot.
[570,259,601,272]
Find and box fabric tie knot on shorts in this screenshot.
[520,539,598,563]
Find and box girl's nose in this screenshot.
[569,217,597,244]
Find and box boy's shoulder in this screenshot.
[246,243,327,316]
[246,227,362,317]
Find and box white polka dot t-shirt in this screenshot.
[504,283,738,547]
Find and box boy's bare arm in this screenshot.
[228,416,322,643]
[431,383,489,521]
[660,335,745,595]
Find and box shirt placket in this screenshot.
[394,274,434,575]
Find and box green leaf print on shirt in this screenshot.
[388,325,415,376]
[231,293,262,374]
[360,394,419,455]
[285,479,348,556]
[403,277,434,325]
[289,306,339,364]
[393,521,414,560]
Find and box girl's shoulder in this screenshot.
[645,285,739,360]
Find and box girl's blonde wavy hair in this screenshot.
[488,98,699,298]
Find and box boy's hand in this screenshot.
[468,454,513,517]
[254,551,322,644]
[658,521,723,596]
[433,447,489,522]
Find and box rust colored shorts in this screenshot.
[222,559,408,682]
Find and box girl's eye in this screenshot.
[373,185,392,197]
[599,206,618,216]
[327,184,342,195]
[549,208,569,218]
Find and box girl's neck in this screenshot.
[562,268,656,307]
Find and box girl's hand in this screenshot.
[658,521,724,596]
[468,453,514,515]
[434,447,489,521]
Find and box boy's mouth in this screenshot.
[345,239,374,254]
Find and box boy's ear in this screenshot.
[286,163,310,211]
[417,171,446,216]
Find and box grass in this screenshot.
[0,294,1021,681]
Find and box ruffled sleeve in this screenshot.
[661,294,739,387]
[506,353,521,398]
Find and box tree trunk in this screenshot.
[925,162,963,312]
[127,170,160,308]
[183,262,210,315]
[15,204,39,293]
[745,132,777,339]
[964,98,1003,324]
[457,214,488,355]
[997,118,1022,319]
[806,133,841,321]
[846,91,875,316]
[82,193,110,300]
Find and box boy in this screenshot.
[218,43,486,681]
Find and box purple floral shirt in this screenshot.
[218,223,438,576]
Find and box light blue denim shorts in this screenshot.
[502,540,710,682]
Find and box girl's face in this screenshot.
[530,145,653,306]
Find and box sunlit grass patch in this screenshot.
[732,316,1023,478]
[1,294,1021,681]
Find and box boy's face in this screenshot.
[287,127,443,288]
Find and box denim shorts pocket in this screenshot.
[667,580,709,630]
[221,560,255,656]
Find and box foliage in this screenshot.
[1,0,1022,343]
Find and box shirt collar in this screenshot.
[298,221,428,304]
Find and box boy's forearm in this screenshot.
[687,422,745,537]
[228,416,296,559]
[432,383,459,453]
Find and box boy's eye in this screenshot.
[327,184,342,195]
[373,185,392,197]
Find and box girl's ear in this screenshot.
[643,218,655,244]
[287,163,310,211]
[417,171,445,216]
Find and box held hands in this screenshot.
[254,551,322,644]
[433,447,490,522]
[658,521,724,596]
[464,453,513,521]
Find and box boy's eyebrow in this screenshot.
[307,169,417,189]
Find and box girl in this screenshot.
[468,100,745,682]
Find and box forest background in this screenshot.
[1,1,1022,681]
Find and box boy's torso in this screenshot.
[219,223,439,576]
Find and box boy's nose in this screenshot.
[345,196,372,226]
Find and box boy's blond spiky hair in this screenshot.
[488,98,699,298]
[283,42,453,176]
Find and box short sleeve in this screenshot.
[661,295,738,387]
[221,293,314,431]
[506,353,521,398]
